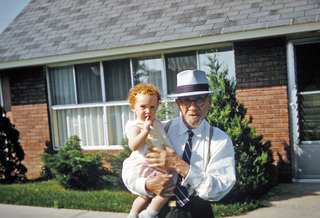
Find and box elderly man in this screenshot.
[123,70,236,218]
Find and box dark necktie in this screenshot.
[174,130,194,207]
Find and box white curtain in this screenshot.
[75,62,102,103]
[107,105,134,145]
[49,66,75,105]
[165,51,197,95]
[55,107,105,147]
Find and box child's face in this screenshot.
[131,94,159,122]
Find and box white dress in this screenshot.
[122,118,172,181]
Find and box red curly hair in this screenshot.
[127,83,161,107]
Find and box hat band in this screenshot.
[177,84,209,94]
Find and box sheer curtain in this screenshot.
[107,105,134,145]
[103,59,131,101]
[165,51,197,95]
[75,62,102,103]
[54,107,105,147]
[49,64,106,148]
[49,66,75,105]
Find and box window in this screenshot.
[132,56,164,95]
[199,48,236,81]
[103,59,131,101]
[48,48,235,149]
[75,63,102,104]
[49,66,76,105]
[165,51,197,95]
[295,43,320,141]
[0,74,12,112]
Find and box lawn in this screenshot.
[0,180,261,217]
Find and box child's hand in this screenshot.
[143,116,153,131]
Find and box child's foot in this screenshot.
[128,210,139,218]
[139,209,158,218]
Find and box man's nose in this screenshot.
[188,100,198,109]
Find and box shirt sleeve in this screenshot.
[181,128,236,201]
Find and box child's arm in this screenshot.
[128,118,153,151]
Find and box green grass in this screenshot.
[0,180,261,217]
[0,180,135,213]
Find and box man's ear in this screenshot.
[175,99,180,107]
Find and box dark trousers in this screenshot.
[158,196,214,218]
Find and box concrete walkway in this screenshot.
[225,182,320,218]
[0,183,319,218]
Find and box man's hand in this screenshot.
[146,145,190,178]
[145,174,175,197]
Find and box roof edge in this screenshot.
[1,22,320,70]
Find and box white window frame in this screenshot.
[47,47,236,150]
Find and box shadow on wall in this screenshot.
[276,140,292,183]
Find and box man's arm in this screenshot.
[182,131,236,201]
[122,156,175,197]
[146,130,236,202]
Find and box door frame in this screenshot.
[287,37,320,182]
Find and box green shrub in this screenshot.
[104,138,131,190]
[0,107,27,183]
[42,135,114,190]
[204,53,275,202]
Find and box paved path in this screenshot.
[0,183,319,218]
[225,182,320,218]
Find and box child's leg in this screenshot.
[129,196,149,216]
[139,196,170,217]
[149,195,170,212]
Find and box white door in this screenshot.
[287,38,320,181]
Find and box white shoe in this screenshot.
[127,210,139,218]
[139,209,158,218]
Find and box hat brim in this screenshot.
[167,89,221,98]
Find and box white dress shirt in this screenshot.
[122,116,236,201]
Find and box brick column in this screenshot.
[11,104,50,178]
[234,37,291,181]
[9,66,50,179]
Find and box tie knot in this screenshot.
[187,130,194,138]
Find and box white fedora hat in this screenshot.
[167,69,220,98]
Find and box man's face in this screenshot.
[176,94,212,129]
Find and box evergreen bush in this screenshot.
[42,135,114,190]
[204,54,276,202]
[104,138,131,189]
[0,107,27,183]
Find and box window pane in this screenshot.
[75,62,102,103]
[103,59,131,101]
[165,51,197,95]
[199,48,236,81]
[156,102,180,121]
[296,43,320,92]
[49,66,76,105]
[298,94,320,141]
[107,105,135,145]
[295,42,320,141]
[132,56,163,95]
[53,107,106,147]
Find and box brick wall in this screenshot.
[9,67,50,179]
[234,37,292,181]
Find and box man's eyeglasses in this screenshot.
[178,96,208,107]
